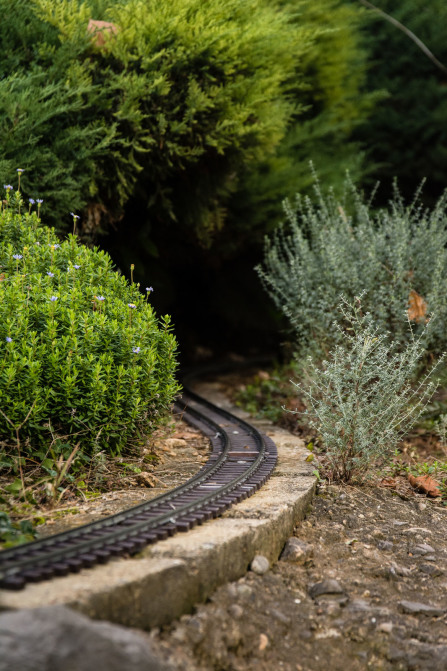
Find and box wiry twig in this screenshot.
[0,400,37,495]
[359,0,447,75]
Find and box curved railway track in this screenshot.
[0,386,277,591]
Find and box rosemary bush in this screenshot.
[0,187,180,457]
[257,176,447,357]
[294,297,443,483]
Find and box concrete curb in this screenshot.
[0,384,316,629]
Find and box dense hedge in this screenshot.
[0,0,377,253]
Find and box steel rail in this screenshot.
[0,385,277,590]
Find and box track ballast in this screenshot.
[0,387,277,591]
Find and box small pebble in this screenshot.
[258,633,269,651]
[378,540,393,551]
[409,543,435,556]
[309,579,344,599]
[236,584,253,598]
[398,600,444,617]
[228,604,244,620]
[251,555,270,575]
[280,537,314,564]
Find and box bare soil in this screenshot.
[151,484,447,671]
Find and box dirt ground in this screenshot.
[152,483,447,671]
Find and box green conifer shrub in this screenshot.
[0,186,180,456]
[0,0,378,255]
[0,0,305,243]
[257,175,447,358]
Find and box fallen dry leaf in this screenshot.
[407,473,441,498]
[407,289,428,323]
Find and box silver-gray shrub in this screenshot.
[257,177,447,357]
[293,297,443,483]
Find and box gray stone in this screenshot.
[0,606,172,671]
[388,562,412,579]
[347,599,372,613]
[236,583,253,598]
[409,543,435,556]
[377,540,393,551]
[388,642,447,671]
[185,615,206,644]
[420,563,443,576]
[280,537,313,564]
[398,600,444,617]
[250,554,270,575]
[228,604,244,620]
[308,579,344,599]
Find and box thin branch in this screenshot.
[359,0,447,76]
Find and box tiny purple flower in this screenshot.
[96,296,105,301]
[5,336,12,343]
[128,303,136,309]
[146,286,154,293]
[4,184,13,191]
[36,199,43,204]
[16,168,24,173]
[74,264,81,269]
[50,296,58,302]
[132,346,141,354]
[47,271,54,277]
[70,212,80,220]
[13,254,23,260]
[29,198,35,205]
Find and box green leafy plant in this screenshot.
[292,296,443,483]
[257,174,447,358]
[0,511,37,549]
[0,185,180,458]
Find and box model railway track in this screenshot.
[0,386,277,591]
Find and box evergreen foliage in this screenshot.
[0,0,302,242]
[257,175,447,358]
[0,0,377,253]
[0,187,180,456]
[355,0,447,203]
